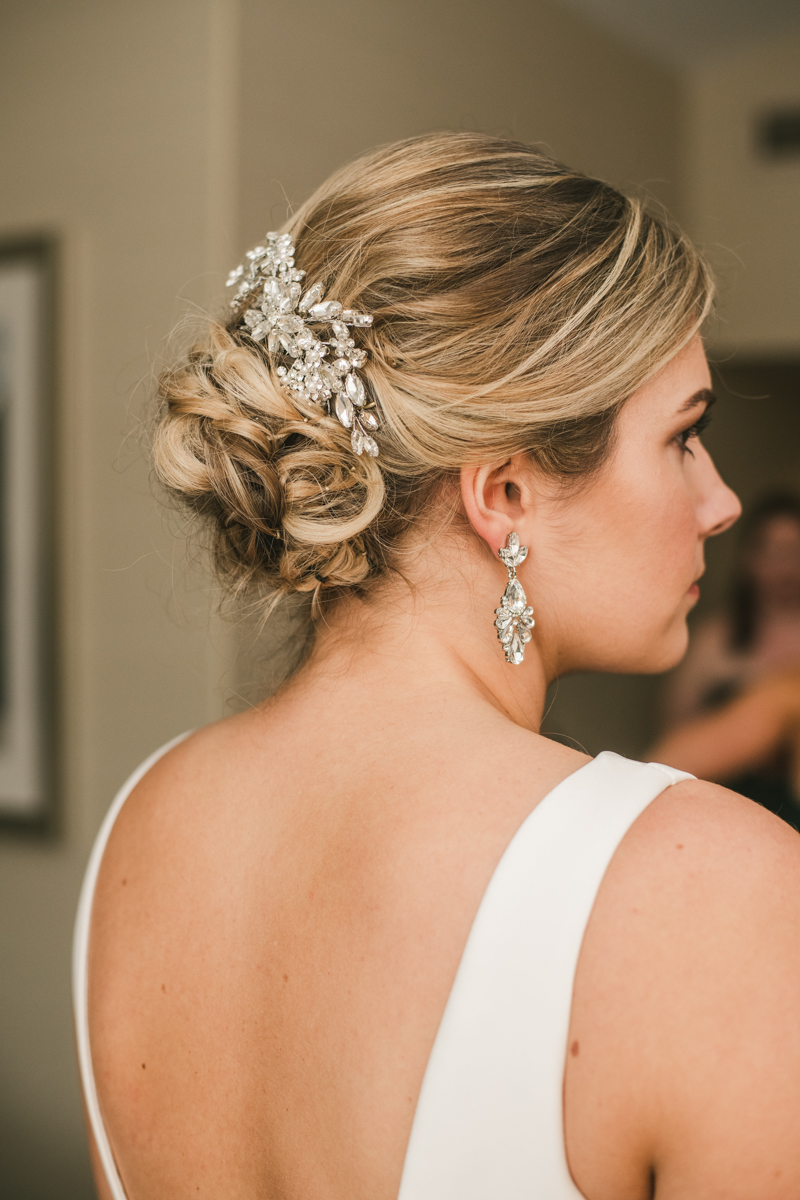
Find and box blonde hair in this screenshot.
[154,132,713,611]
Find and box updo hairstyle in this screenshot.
[154,132,713,612]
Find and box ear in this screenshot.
[460,454,537,556]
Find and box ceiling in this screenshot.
[555,0,800,66]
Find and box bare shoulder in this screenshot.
[617,777,800,1006]
[122,710,266,803]
[624,773,800,896]
[567,777,800,1198]
[92,712,279,936]
[107,709,276,832]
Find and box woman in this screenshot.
[74,134,800,1199]
[658,494,800,825]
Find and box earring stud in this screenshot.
[494,532,535,665]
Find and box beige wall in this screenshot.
[0,1,237,1193]
[686,31,800,357]
[0,2,682,1194]
[238,0,683,245]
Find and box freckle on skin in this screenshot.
[283,974,289,983]
[121,879,126,886]
[676,844,684,849]
[570,1041,580,1057]
[141,1063,146,1070]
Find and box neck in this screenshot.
[306,554,551,735]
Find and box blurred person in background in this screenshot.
[655,493,800,827]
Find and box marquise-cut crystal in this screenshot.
[335,391,353,428]
[298,282,325,313]
[361,433,379,457]
[351,427,365,455]
[345,373,365,405]
[308,300,343,321]
[503,577,526,614]
[508,633,525,665]
[358,408,379,431]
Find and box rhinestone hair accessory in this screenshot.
[494,532,535,665]
[226,232,379,457]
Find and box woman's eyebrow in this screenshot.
[678,387,716,414]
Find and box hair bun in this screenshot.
[154,132,712,626]
[154,321,385,602]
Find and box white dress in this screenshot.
[73,738,691,1200]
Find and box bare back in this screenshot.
[88,678,589,1200]
[87,662,800,1200]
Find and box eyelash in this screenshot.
[675,410,712,457]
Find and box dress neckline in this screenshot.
[74,745,688,1199]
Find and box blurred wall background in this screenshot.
[0,1,797,1195]
[0,3,239,1194]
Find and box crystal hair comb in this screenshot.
[227,232,380,457]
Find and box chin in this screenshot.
[563,609,691,676]
[642,619,690,674]
[589,618,690,676]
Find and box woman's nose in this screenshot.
[695,442,741,538]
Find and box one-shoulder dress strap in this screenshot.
[72,732,192,1200]
[397,751,693,1200]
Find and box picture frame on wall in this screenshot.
[0,238,57,830]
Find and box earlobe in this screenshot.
[460,456,534,554]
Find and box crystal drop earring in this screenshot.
[494,532,535,665]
